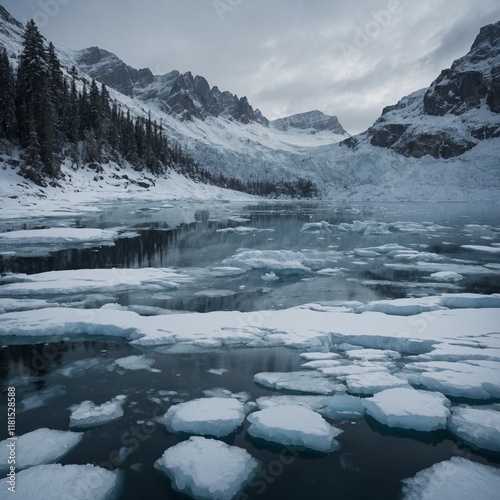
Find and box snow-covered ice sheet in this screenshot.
[69,395,126,428]
[162,397,245,437]
[363,388,450,431]
[462,244,500,254]
[448,406,500,452]
[154,436,259,500]
[0,428,83,471]
[0,464,120,500]
[0,267,189,296]
[247,404,342,452]
[254,371,345,395]
[402,457,500,500]
[0,228,121,256]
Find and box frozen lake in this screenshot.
[1,201,500,499]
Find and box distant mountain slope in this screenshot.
[272,110,347,135]
[343,21,500,159]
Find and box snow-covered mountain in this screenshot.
[1,4,500,203]
[344,21,500,160]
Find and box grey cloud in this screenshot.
[2,0,500,134]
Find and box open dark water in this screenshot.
[1,201,500,499]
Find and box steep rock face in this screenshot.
[346,20,500,159]
[272,110,347,135]
[75,47,268,125]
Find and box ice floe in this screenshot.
[363,388,451,431]
[462,244,500,254]
[161,397,245,437]
[254,371,345,395]
[222,249,325,273]
[344,372,410,395]
[154,436,259,500]
[448,406,500,452]
[426,271,464,282]
[0,464,120,500]
[69,395,126,428]
[0,268,190,296]
[0,428,83,471]
[404,361,500,399]
[114,355,157,372]
[256,394,365,420]
[247,404,342,452]
[402,457,500,500]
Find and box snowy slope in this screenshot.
[0,6,500,204]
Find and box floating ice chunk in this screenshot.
[354,249,381,258]
[320,394,366,420]
[202,387,233,398]
[301,359,342,370]
[0,227,118,245]
[69,395,126,428]
[0,268,187,296]
[402,457,500,500]
[319,363,390,377]
[406,361,500,400]
[359,297,444,316]
[388,250,443,262]
[114,355,156,371]
[195,289,236,298]
[207,368,228,376]
[162,397,245,437]
[300,352,339,361]
[439,293,500,309]
[344,372,410,395]
[217,226,274,234]
[0,298,51,314]
[0,428,83,471]
[20,384,67,412]
[261,271,279,282]
[210,266,246,276]
[462,244,500,254]
[247,404,342,452]
[0,464,120,500]
[301,221,332,233]
[256,394,365,420]
[316,268,342,276]
[345,348,401,361]
[427,271,464,282]
[222,249,324,273]
[155,436,259,500]
[448,406,500,452]
[363,388,450,431]
[254,371,345,395]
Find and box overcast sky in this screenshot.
[3,0,500,133]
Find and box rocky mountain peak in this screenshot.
[346,20,500,159]
[272,110,348,135]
